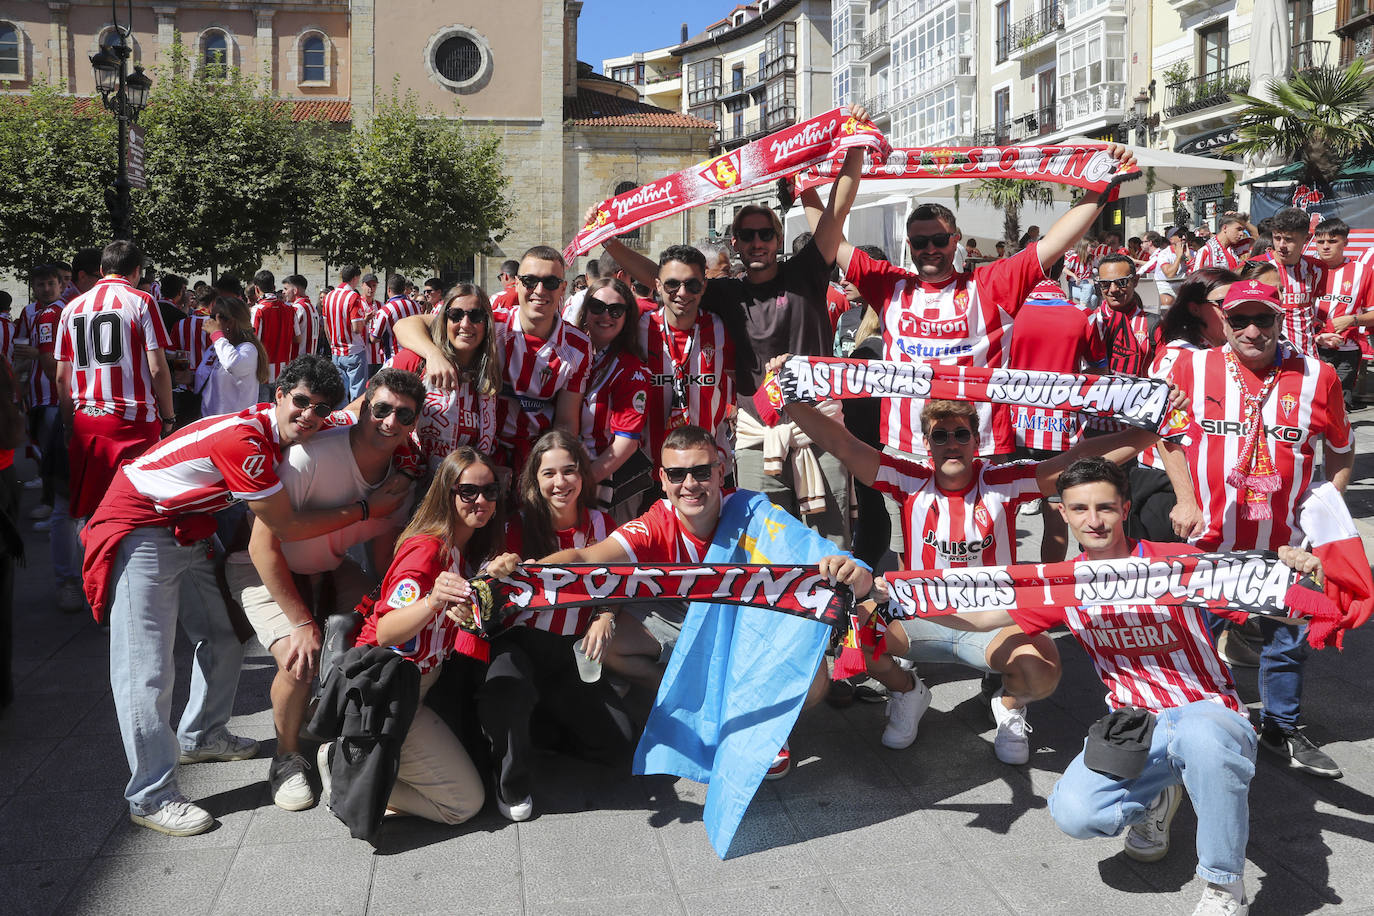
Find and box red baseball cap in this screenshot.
[1220,279,1282,313]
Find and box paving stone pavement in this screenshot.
[5,415,1374,916]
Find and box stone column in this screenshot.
[46,2,69,87]
[349,0,374,125]
[152,6,176,74]
[255,9,275,92]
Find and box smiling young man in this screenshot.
[1162,280,1353,779]
[540,424,872,777]
[1258,207,1327,357]
[226,368,422,812]
[1311,218,1374,410]
[394,246,592,472]
[924,457,1321,916]
[1194,214,1252,273]
[1088,253,1158,385]
[82,355,411,837]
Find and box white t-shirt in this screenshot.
[195,337,260,418]
[1146,248,1181,297]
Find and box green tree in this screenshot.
[1229,60,1374,185]
[307,88,511,274]
[132,39,320,278]
[968,177,1055,245]
[0,80,116,277]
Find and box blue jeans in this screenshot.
[108,527,245,814]
[1208,614,1306,730]
[894,615,996,672]
[332,352,368,402]
[50,494,81,580]
[1049,700,1256,884]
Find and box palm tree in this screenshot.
[968,178,1056,246]
[1228,60,1374,186]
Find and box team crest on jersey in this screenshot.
[953,289,969,311]
[700,345,715,369]
[388,578,422,608]
[632,389,647,414]
[1279,393,1297,417]
[974,504,990,529]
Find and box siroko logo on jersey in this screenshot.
[1197,417,1304,443]
[651,372,716,387]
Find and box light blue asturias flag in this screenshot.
[633,489,845,857]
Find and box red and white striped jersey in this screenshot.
[639,309,734,465]
[581,349,650,459]
[170,314,209,369]
[1062,249,1084,277]
[493,304,592,451]
[119,403,284,516]
[359,534,476,674]
[250,293,297,381]
[322,285,366,357]
[0,314,13,366]
[825,284,849,334]
[1165,344,1351,551]
[1260,254,1325,356]
[1139,339,1203,470]
[1195,237,1242,272]
[612,494,736,563]
[17,300,63,407]
[369,295,426,360]
[1087,243,1112,271]
[504,509,614,635]
[362,298,386,364]
[55,277,171,421]
[290,296,317,360]
[1315,257,1374,348]
[872,454,1040,569]
[847,244,1044,456]
[1011,541,1243,714]
[390,350,497,465]
[1006,281,1106,451]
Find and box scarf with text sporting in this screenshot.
[563,108,889,261]
[880,551,1342,649]
[754,356,1177,435]
[469,563,853,629]
[793,144,1140,196]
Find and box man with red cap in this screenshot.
[1161,279,1353,778]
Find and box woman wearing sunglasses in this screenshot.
[388,284,501,471]
[354,447,517,824]
[194,296,269,418]
[575,277,652,519]
[771,355,1156,764]
[480,431,635,822]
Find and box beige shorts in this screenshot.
[226,559,373,651]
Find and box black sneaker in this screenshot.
[1259,724,1343,779]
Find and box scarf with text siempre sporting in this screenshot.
[793,143,1141,196]
[880,550,1342,649]
[754,356,1178,435]
[563,108,889,261]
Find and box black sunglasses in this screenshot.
[1096,277,1135,290]
[454,482,501,503]
[586,300,627,319]
[734,227,776,243]
[424,288,443,296]
[368,401,417,425]
[290,393,333,417]
[661,278,705,296]
[1225,312,1278,330]
[927,427,973,446]
[519,274,564,291]
[908,232,954,250]
[663,462,717,484]
[446,306,487,324]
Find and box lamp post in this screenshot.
[90,1,152,241]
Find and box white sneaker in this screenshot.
[316,742,333,803]
[1018,498,1043,517]
[178,730,260,764]
[129,795,214,836]
[497,793,533,822]
[1124,783,1184,862]
[990,688,1031,765]
[268,752,316,811]
[1192,882,1248,915]
[881,676,931,749]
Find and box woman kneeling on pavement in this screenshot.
[353,447,516,824]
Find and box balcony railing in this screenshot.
[687,84,721,106]
[645,70,682,86]
[1293,38,1331,70]
[1164,62,1249,117]
[973,107,1059,146]
[763,102,798,131]
[997,3,1064,60]
[858,91,891,118]
[859,24,889,58]
[761,52,797,82]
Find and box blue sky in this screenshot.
[579,0,724,70]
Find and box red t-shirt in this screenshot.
[609,495,729,564]
[581,350,650,458]
[251,294,297,381]
[358,535,475,674]
[1006,281,1106,451]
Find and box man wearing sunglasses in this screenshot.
[1087,254,1157,384]
[1162,280,1354,779]
[83,355,414,837]
[227,368,423,813]
[819,144,1137,459]
[601,106,874,545]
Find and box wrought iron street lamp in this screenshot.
[90,0,152,241]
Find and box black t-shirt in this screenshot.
[157,299,188,333]
[701,239,833,412]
